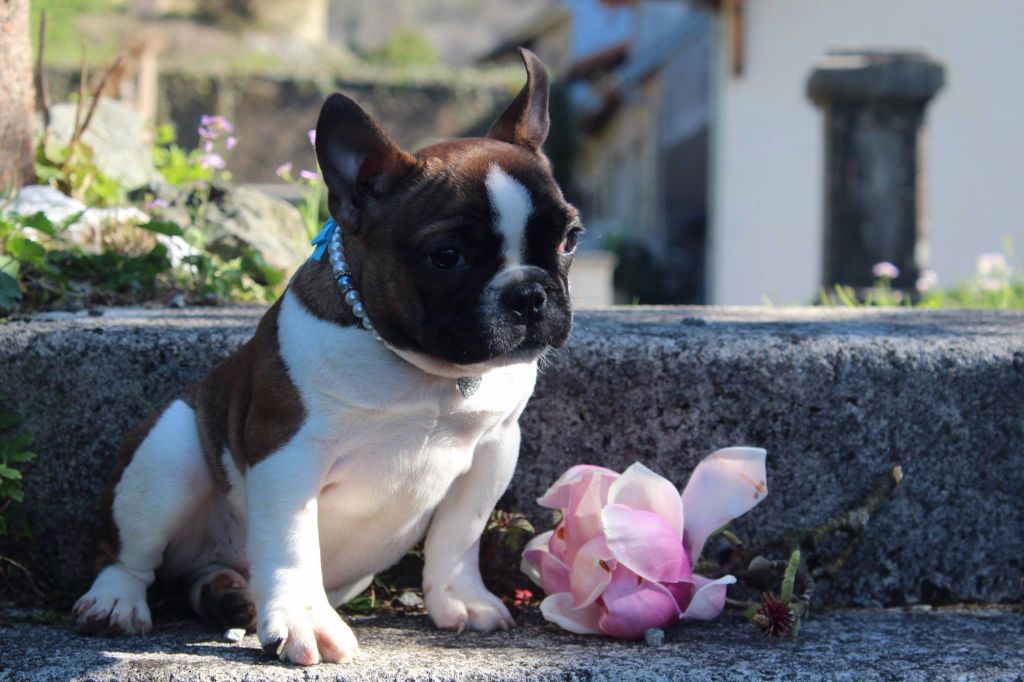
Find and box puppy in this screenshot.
[72,49,582,665]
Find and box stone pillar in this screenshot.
[808,51,945,291]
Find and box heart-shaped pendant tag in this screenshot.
[457,376,482,399]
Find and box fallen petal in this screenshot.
[539,593,604,635]
[601,504,690,583]
[570,536,616,608]
[680,574,736,621]
[681,447,768,560]
[607,462,685,538]
[599,567,681,640]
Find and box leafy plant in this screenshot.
[819,243,1024,310]
[485,509,536,552]
[0,406,36,536]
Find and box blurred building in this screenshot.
[567,1,710,303]
[574,0,1024,304]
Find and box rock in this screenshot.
[0,307,1022,609]
[2,608,1022,680]
[2,185,152,252]
[46,98,163,190]
[644,627,665,647]
[167,182,310,274]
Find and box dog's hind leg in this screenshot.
[189,565,256,631]
[74,399,213,635]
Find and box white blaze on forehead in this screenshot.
[486,163,533,266]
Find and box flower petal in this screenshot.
[681,447,768,560]
[680,574,736,621]
[570,535,616,608]
[601,504,690,583]
[598,567,681,640]
[607,462,684,538]
[520,531,554,586]
[521,531,571,596]
[537,465,619,510]
[539,592,603,635]
[564,470,618,564]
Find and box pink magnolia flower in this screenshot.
[521,448,767,640]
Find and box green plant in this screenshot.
[276,161,326,241]
[485,510,535,552]
[0,406,37,536]
[816,244,1024,310]
[366,26,439,67]
[152,124,216,188]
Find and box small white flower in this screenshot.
[915,270,939,293]
[976,253,1011,278]
[872,262,900,279]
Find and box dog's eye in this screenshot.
[558,227,583,256]
[428,247,466,270]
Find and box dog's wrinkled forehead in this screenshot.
[399,139,573,262]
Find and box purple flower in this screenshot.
[872,262,900,279]
[275,162,293,179]
[915,270,939,293]
[226,136,237,151]
[308,129,316,146]
[523,448,768,640]
[299,169,319,181]
[146,198,170,211]
[198,153,226,170]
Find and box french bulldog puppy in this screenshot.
[72,48,582,665]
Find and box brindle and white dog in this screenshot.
[72,49,582,665]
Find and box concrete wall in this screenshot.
[709,0,1024,304]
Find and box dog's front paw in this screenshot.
[258,598,357,666]
[73,564,152,636]
[425,582,515,633]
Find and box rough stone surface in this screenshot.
[46,98,163,190]
[1,307,1023,609]
[2,608,1022,681]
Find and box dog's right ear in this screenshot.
[315,94,417,226]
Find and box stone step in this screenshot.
[2,608,1022,681]
[0,306,1022,609]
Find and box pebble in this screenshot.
[397,591,424,608]
[644,627,665,647]
[224,628,246,642]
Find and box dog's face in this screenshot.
[314,49,579,367]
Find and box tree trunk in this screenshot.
[0,0,36,191]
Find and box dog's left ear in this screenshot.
[315,93,417,225]
[487,47,550,153]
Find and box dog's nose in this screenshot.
[503,281,547,322]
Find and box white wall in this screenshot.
[709,0,1024,304]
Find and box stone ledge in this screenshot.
[1,306,1023,607]
[2,608,1022,681]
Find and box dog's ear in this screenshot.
[487,47,550,153]
[315,93,417,225]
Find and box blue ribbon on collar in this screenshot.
[309,217,338,262]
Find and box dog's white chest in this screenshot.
[273,291,536,589]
